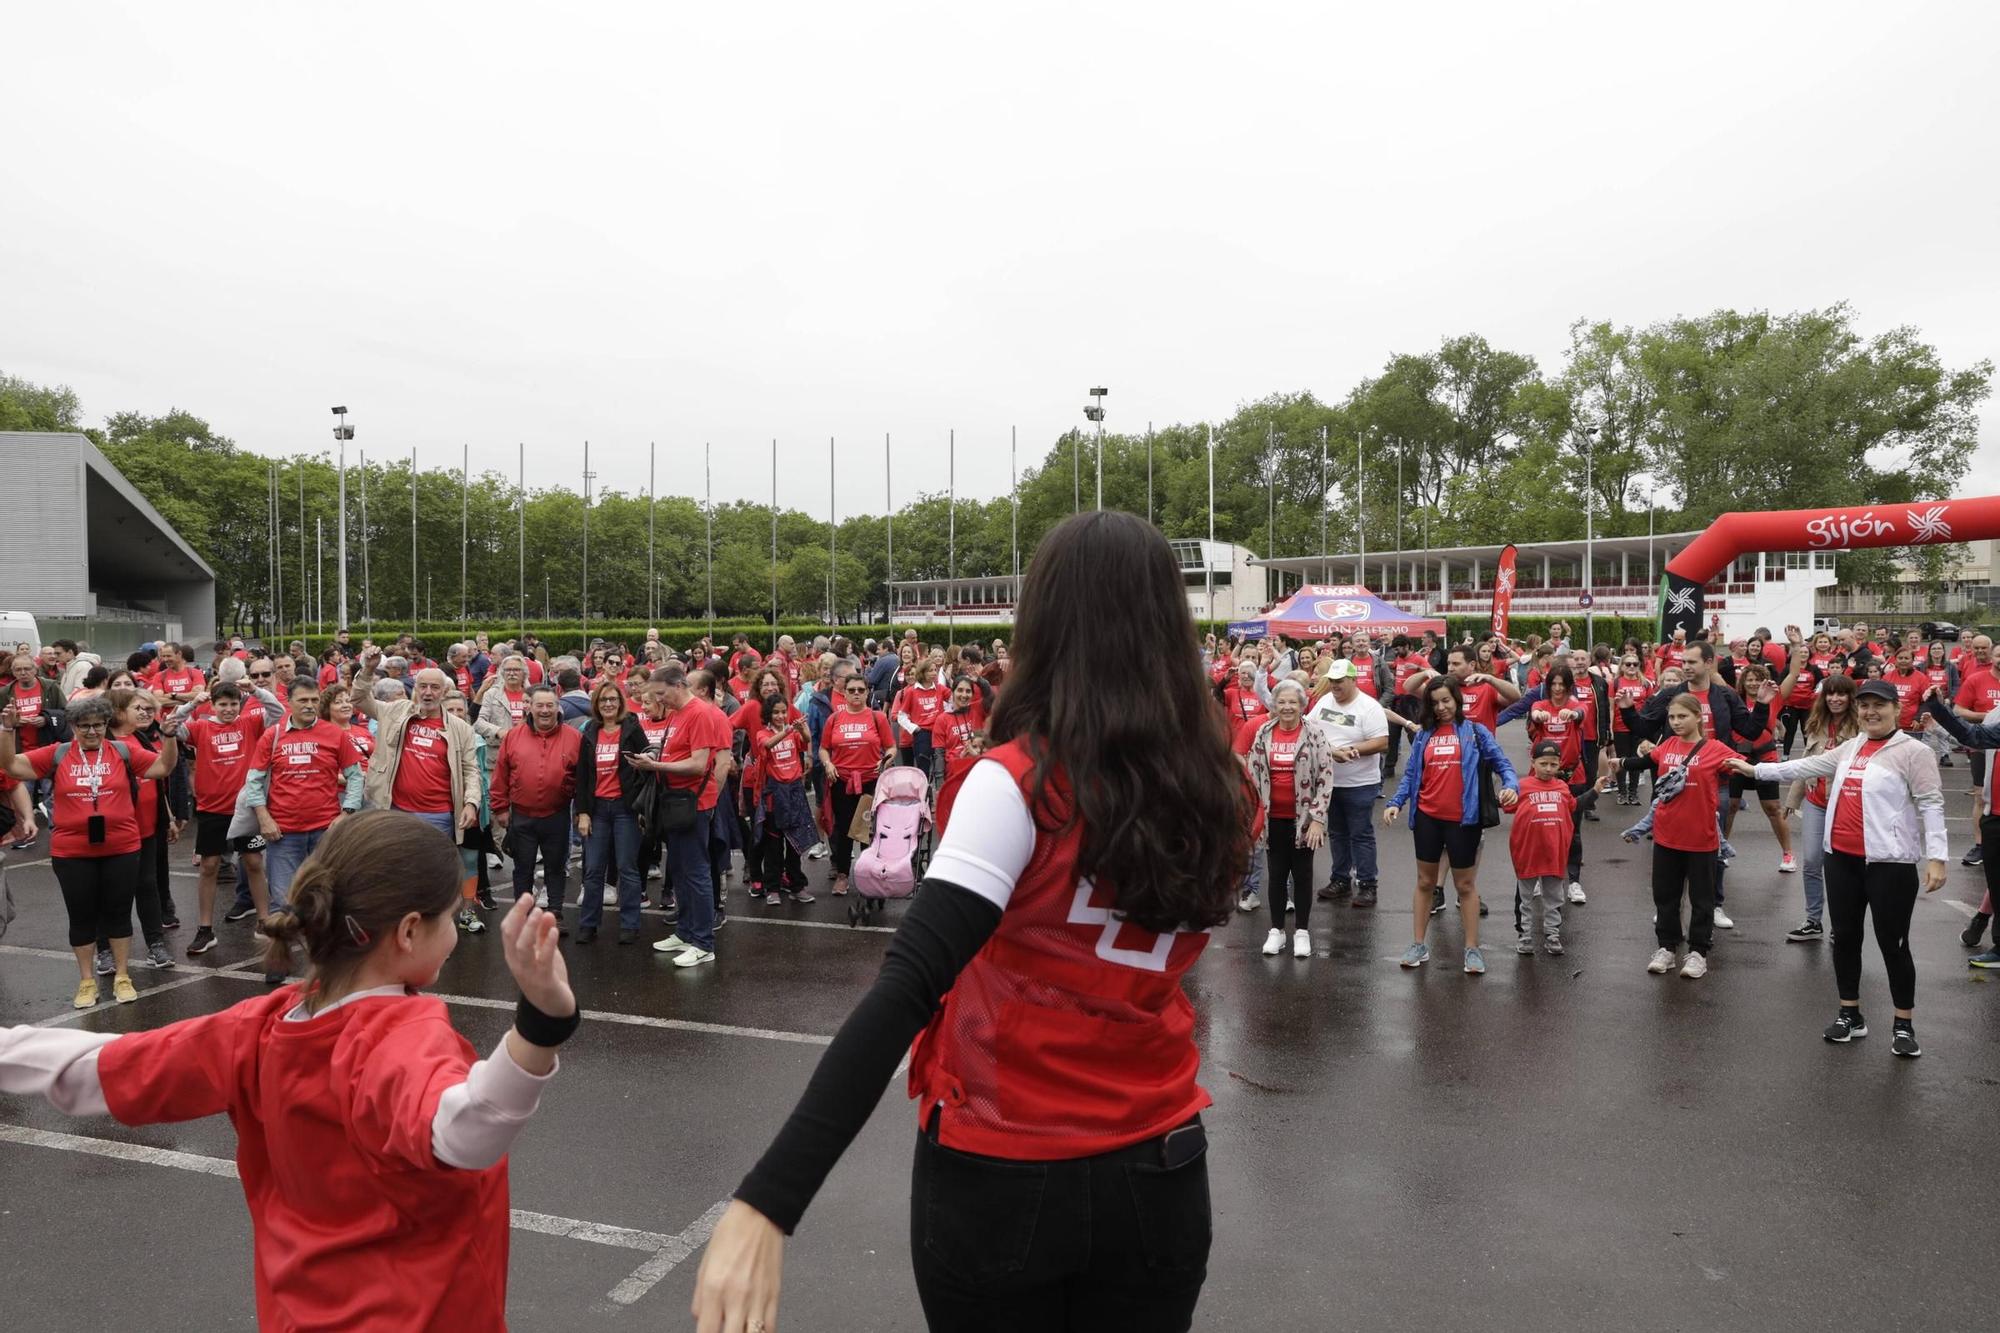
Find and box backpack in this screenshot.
[50,740,141,821]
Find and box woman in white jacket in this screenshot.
[1744,679,1948,1057]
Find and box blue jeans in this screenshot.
[1241,841,1263,898]
[264,828,327,908]
[1325,784,1379,884]
[666,807,716,950]
[582,797,643,930]
[1799,801,1826,924]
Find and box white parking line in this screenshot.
[0,1121,697,1290]
[608,1197,733,1305]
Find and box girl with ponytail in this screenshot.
[0,810,578,1331]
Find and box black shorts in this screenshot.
[1728,773,1779,801]
[194,811,265,859]
[1410,808,1482,868]
[1975,750,1989,787]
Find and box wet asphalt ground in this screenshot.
[1,735,1995,1331]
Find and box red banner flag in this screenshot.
[1489,544,1518,638]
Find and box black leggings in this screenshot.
[1780,706,1810,758]
[1822,850,1919,1010]
[100,833,167,951]
[55,853,140,948]
[1652,843,1716,955]
[1613,732,1642,800]
[1266,818,1313,931]
[752,831,802,888]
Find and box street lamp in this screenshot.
[1580,423,1599,647]
[1084,387,1108,510]
[332,407,353,634]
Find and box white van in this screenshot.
[0,612,39,656]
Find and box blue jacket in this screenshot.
[1388,719,1519,826]
[805,684,838,764]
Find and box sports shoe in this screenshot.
[264,970,288,986]
[1477,898,1489,918]
[223,904,257,923]
[652,933,688,954]
[830,875,849,897]
[1968,948,2000,969]
[1429,886,1445,916]
[476,887,499,912]
[765,890,782,905]
[1292,929,1311,959]
[1544,935,1564,956]
[575,925,597,944]
[1400,942,1430,969]
[94,948,114,976]
[1566,881,1586,905]
[1712,908,1735,929]
[186,926,218,956]
[617,927,638,945]
[1647,947,1676,974]
[1463,947,1486,975]
[145,942,176,970]
[1778,853,1798,874]
[807,842,829,860]
[112,975,139,1003]
[72,978,99,1009]
[1679,951,1707,979]
[1317,877,1353,902]
[1238,890,1261,913]
[1962,911,1991,948]
[1515,935,1535,955]
[789,889,817,905]
[159,916,180,932]
[457,908,486,935]
[1892,1022,1921,1058]
[602,887,620,907]
[672,947,715,969]
[1823,1008,1867,1043]
[1261,928,1285,957]
[1352,882,1377,909]
[1786,919,1824,943]
[1964,846,1985,867]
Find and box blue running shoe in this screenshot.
[1400,942,1430,969]
[1969,949,2000,969]
[1463,946,1486,975]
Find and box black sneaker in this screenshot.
[1317,878,1353,902]
[1430,886,1445,916]
[617,927,638,945]
[575,925,597,944]
[159,916,181,932]
[223,905,257,924]
[1892,1022,1921,1058]
[264,971,288,986]
[1786,919,1824,943]
[186,927,218,956]
[1962,911,1991,948]
[1352,882,1377,909]
[1965,846,1985,867]
[475,886,499,913]
[1823,1009,1868,1043]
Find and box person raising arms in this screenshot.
[694,511,1251,1332]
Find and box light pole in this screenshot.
[331,407,352,632]
[1085,387,1108,511]
[1581,424,1599,647]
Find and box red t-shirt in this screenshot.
[1457,678,1502,731]
[1527,700,1586,776]
[186,712,271,814]
[9,679,48,748]
[28,739,155,857]
[592,734,624,799]
[343,722,375,772]
[1265,722,1301,820]
[661,698,732,811]
[1830,737,1889,856]
[1880,669,1926,729]
[155,666,203,699]
[896,684,949,735]
[1348,656,1379,699]
[96,990,510,1332]
[1923,664,1952,698]
[1785,654,1821,708]
[1655,642,1687,673]
[1416,728,1465,822]
[317,662,341,687]
[1955,668,2000,719]
[1221,685,1268,725]
[1645,736,1731,852]
[1508,774,1576,879]
[1611,677,1652,733]
[930,708,983,769]
[824,707,894,780]
[757,726,805,783]
[253,722,360,833]
[390,717,455,814]
[501,691,529,726]
[1392,654,1430,698]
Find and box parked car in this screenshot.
[0,612,40,655]
[1919,620,1962,641]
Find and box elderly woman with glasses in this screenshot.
[1,695,179,1007]
[1236,678,1336,958]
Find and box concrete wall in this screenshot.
[0,436,90,615]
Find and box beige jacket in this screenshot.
[355,687,481,844]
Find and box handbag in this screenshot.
[1476,752,1502,828]
[847,792,875,843]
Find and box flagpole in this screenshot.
[1146,421,1153,525]
[459,444,469,637]
[1010,425,1019,583]
[828,435,837,627]
[647,441,656,625]
[948,428,957,650]
[517,441,526,640]
[769,440,778,651]
[705,443,714,639]
[408,447,417,636]
[1206,425,1216,622]
[885,432,894,626]
[359,450,372,633]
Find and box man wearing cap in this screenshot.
[1310,659,1392,908]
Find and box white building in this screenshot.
[1816,539,2000,624]
[888,539,1268,626]
[1252,532,1839,641]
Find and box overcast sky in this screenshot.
[7,2,1996,521]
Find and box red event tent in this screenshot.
[1228,585,1446,641]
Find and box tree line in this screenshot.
[2,301,1988,636]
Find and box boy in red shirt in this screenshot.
[1510,742,1576,955]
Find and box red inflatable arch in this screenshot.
[1660,494,2000,638]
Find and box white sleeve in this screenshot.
[0,1026,116,1116]
[925,758,1037,911]
[1362,700,1390,740]
[430,1033,559,1171]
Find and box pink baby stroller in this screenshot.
[849,765,932,925]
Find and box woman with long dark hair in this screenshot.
[694,511,1251,1332]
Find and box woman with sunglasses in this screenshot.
[1,695,179,1006]
[1608,654,1654,804]
[821,675,895,896]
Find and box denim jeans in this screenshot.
[509,812,571,909]
[1324,784,1378,884]
[581,796,643,930]
[665,807,716,950]
[264,828,326,908]
[1798,801,1826,924]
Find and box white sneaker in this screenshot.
[806,842,829,860]
[1680,951,1708,979]
[1566,881,1586,905]
[1713,908,1735,929]
[1238,891,1262,913]
[602,888,619,907]
[672,947,715,969]
[1778,853,1798,874]
[535,890,549,908]
[651,933,687,954]
[1261,928,1285,956]
[1647,947,1676,974]
[1292,929,1311,959]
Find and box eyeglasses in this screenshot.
[72,722,107,731]
[249,671,272,679]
